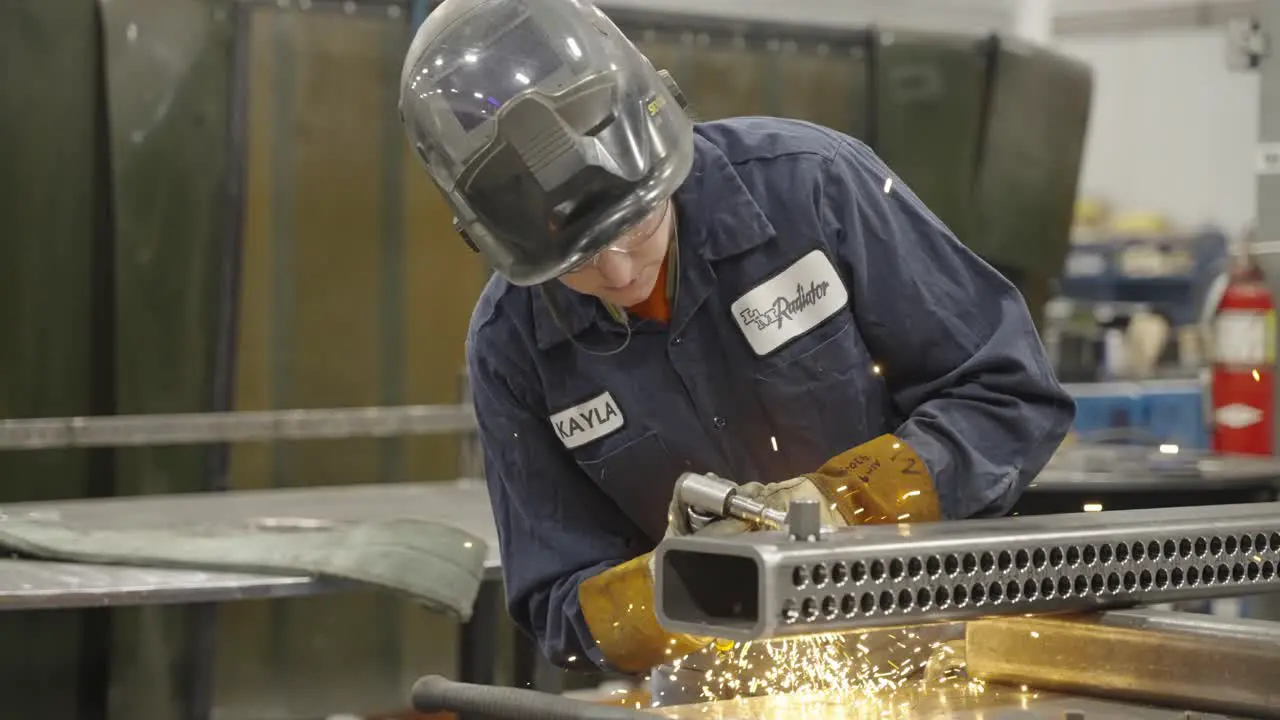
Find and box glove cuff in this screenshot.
[578,552,708,673]
[805,434,941,524]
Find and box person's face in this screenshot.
[557,200,674,307]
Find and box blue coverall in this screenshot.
[465,116,1076,670]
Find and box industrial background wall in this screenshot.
[0,1,1089,717]
[1056,27,1259,236]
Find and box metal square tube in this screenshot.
[655,502,1280,641]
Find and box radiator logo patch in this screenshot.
[731,250,849,355]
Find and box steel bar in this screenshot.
[412,675,650,720]
[966,609,1280,718]
[0,404,475,450]
[655,502,1280,641]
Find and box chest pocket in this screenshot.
[577,431,688,543]
[753,320,891,470]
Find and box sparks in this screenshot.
[692,633,970,706]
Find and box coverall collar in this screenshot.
[531,133,776,350]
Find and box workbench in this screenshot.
[1018,443,1280,514]
[0,480,503,611]
[0,480,522,720]
[652,685,1258,720]
[4,447,1280,718]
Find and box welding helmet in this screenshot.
[399,0,693,286]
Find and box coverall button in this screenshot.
[671,336,683,346]
[712,416,726,429]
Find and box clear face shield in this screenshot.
[399,0,693,285]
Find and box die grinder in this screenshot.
[676,469,836,546]
[674,471,789,531]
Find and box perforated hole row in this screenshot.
[781,559,1279,624]
[780,532,1280,624]
[788,532,1280,590]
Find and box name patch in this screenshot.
[730,250,849,355]
[550,392,625,450]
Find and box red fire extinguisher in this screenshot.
[1209,248,1275,456]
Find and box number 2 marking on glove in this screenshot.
[890,446,924,477]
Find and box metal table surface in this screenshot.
[0,479,516,720]
[0,478,501,609]
[651,686,1251,719]
[1033,444,1280,492]
[0,559,344,610]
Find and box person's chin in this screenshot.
[604,275,656,307]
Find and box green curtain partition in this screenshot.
[97,1,234,715]
[972,37,1093,321]
[0,2,112,717]
[873,31,989,250]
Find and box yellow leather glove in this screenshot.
[803,433,942,525]
[578,479,738,674]
[577,551,707,674]
[663,434,937,538]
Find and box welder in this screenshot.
[399,0,1075,677]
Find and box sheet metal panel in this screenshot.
[0,560,335,610]
[0,480,498,564]
[0,479,501,715]
[0,481,500,608]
